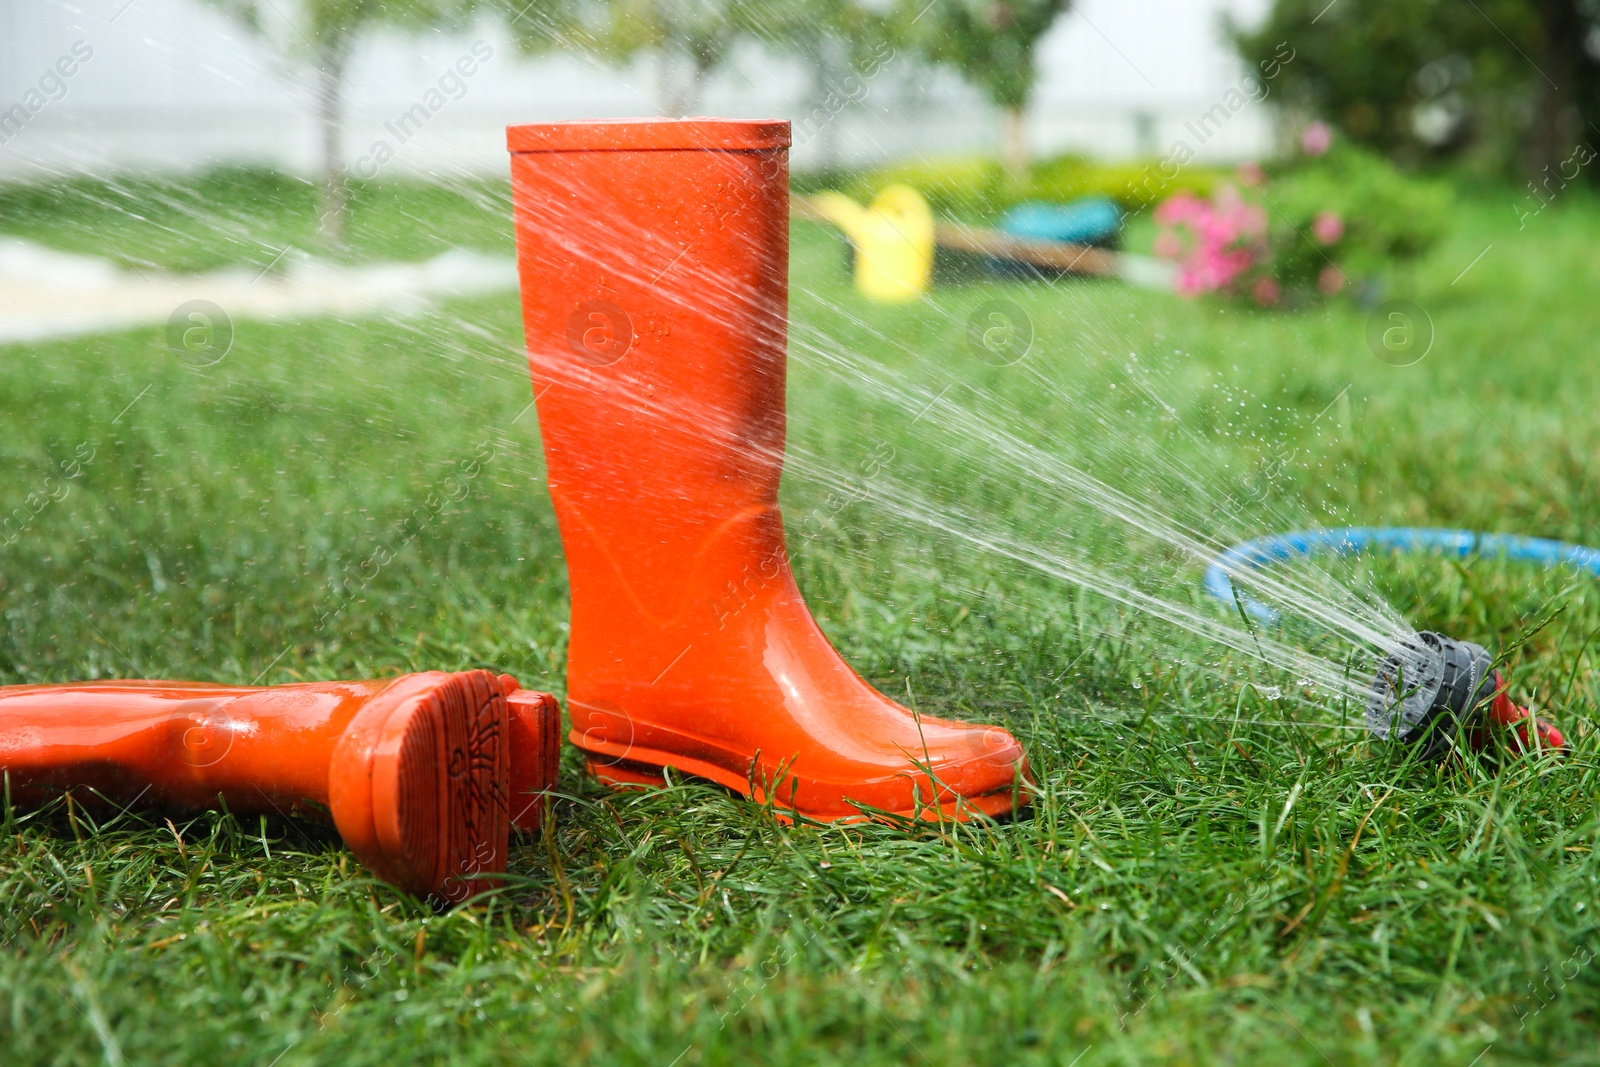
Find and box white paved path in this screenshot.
[0,238,519,344]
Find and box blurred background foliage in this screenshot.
[164,0,1600,250]
[1235,0,1600,179]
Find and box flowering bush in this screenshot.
[1151,188,1266,296]
[1153,124,1451,305]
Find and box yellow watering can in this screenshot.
[808,184,935,303]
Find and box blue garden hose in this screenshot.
[1204,527,1600,623]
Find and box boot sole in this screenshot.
[335,671,511,904]
[580,746,1027,823]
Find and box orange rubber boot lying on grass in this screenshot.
[0,671,562,902]
[506,118,1029,821]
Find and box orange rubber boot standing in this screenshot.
[0,672,563,902]
[506,118,1029,820]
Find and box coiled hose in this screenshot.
[1204,526,1600,623]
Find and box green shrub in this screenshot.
[1023,154,1229,213]
[842,155,1009,220]
[833,153,1233,222]
[1262,143,1452,288]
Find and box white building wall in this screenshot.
[0,0,1272,180]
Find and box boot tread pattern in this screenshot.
[396,671,509,903]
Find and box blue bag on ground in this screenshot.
[998,197,1123,248]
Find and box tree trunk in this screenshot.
[316,44,349,250]
[659,50,687,117]
[1530,0,1582,180]
[797,34,846,170]
[658,49,704,117]
[658,28,717,118]
[688,57,710,118]
[1001,105,1029,178]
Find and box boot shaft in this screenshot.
[0,679,374,810]
[508,120,793,613]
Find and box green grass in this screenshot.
[3,171,1600,1065]
[0,169,513,272]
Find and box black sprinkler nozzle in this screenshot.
[1366,631,1499,760]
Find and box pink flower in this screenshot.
[1154,188,1269,297]
[1153,192,1206,226]
[1301,121,1332,156]
[1312,211,1344,245]
[1318,265,1346,295]
[1174,267,1207,297]
[1252,277,1280,306]
[1236,161,1266,187]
